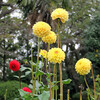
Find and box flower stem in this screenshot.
[4,89,7,100]
[40,57,43,82]
[52,64,56,99]
[33,79,36,95]
[86,88,90,100]
[55,65,57,100]
[46,43,50,72]
[67,89,70,100]
[59,63,63,100]
[57,19,60,48]
[84,75,91,98]
[84,75,90,91]
[37,37,40,70]
[49,62,52,100]
[19,71,21,89]
[80,84,82,100]
[31,43,35,96]
[91,66,96,100]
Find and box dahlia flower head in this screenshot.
[22,87,32,93]
[32,21,51,37]
[75,58,92,75]
[51,8,69,23]
[42,31,57,44]
[9,60,20,71]
[39,49,47,59]
[48,48,65,64]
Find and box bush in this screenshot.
[0,81,28,100]
[72,91,87,100]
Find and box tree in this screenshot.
[0,0,35,80]
[83,13,100,74]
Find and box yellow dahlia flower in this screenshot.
[32,21,51,37]
[42,31,57,44]
[51,8,69,23]
[75,58,92,75]
[48,48,65,64]
[39,49,47,59]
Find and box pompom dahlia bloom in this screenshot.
[39,49,47,59]
[48,48,65,64]
[51,8,69,23]
[32,21,51,37]
[22,87,32,93]
[9,60,20,71]
[42,31,57,44]
[75,58,92,75]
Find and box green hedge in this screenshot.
[0,81,28,100]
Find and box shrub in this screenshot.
[0,81,28,100]
[72,91,87,100]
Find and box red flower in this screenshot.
[9,60,20,71]
[22,87,32,93]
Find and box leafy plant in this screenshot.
[0,81,28,100]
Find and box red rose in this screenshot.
[22,87,32,93]
[9,60,20,71]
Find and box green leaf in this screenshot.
[36,81,41,91]
[28,84,33,89]
[35,69,45,78]
[24,0,27,6]
[30,61,37,68]
[13,75,19,79]
[18,89,27,97]
[28,0,32,5]
[54,85,59,90]
[20,67,27,72]
[21,75,26,78]
[62,79,72,84]
[14,98,19,100]
[38,91,50,100]
[25,71,31,76]
[38,61,44,69]
[46,72,53,78]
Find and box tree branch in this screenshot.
[0,3,13,8]
[0,3,16,18]
[0,8,16,18]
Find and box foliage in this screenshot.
[83,13,100,73]
[72,91,87,100]
[0,81,28,100]
[95,75,100,99]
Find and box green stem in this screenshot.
[33,79,36,95]
[4,89,7,100]
[58,19,63,100]
[80,85,82,100]
[84,75,91,99]
[55,65,57,100]
[37,37,40,70]
[31,43,34,96]
[37,37,40,88]
[59,63,63,100]
[86,88,90,100]
[46,43,50,72]
[57,19,60,48]
[19,71,21,89]
[49,62,52,100]
[52,64,56,99]
[67,89,70,100]
[46,57,48,72]
[91,66,96,100]
[40,57,43,82]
